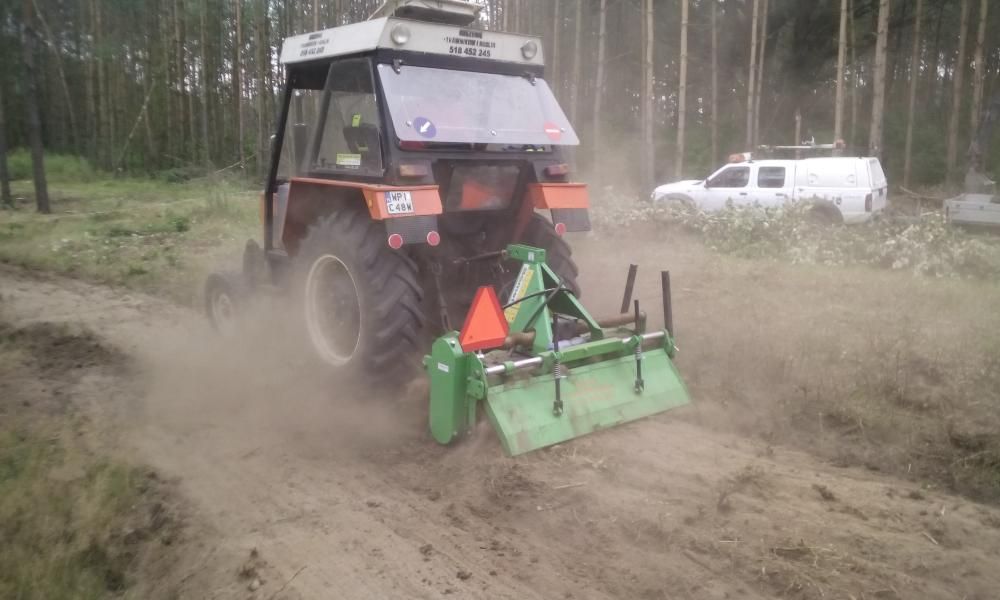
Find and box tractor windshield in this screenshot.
[377,64,579,148]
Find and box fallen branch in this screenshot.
[267,565,307,600]
[552,482,587,490]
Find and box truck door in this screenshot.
[703,165,751,210]
[755,165,791,207]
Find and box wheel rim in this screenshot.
[304,254,362,366]
[209,286,237,336]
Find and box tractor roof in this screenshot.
[279,16,544,68]
[370,0,481,26]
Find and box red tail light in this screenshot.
[426,230,441,246]
[553,222,567,236]
[387,233,404,249]
[865,193,873,212]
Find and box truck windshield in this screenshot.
[376,64,579,147]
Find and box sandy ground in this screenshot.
[2,234,1000,600]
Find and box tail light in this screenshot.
[553,222,567,236]
[865,193,873,212]
[426,230,441,246]
[387,233,404,249]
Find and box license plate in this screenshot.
[386,191,414,215]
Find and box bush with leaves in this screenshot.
[591,190,1000,279]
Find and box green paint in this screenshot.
[485,349,689,456]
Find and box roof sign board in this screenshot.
[280,17,544,67]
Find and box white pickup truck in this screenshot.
[651,156,888,224]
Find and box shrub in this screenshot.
[591,191,1000,280]
[6,149,96,182]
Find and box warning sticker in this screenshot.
[336,153,362,167]
[413,117,437,139]
[503,264,534,324]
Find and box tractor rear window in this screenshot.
[377,64,579,148]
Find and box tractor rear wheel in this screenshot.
[297,209,424,378]
[520,213,581,298]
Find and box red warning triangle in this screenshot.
[458,286,510,353]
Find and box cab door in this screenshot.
[703,165,752,211]
[754,165,791,207]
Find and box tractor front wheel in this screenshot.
[297,209,424,378]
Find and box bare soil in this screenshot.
[2,229,1000,600]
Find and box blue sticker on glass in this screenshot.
[413,117,437,139]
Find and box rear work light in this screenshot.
[865,193,873,212]
[544,163,570,177]
[398,163,430,178]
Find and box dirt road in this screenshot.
[2,246,999,600]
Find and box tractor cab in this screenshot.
[266,0,588,257]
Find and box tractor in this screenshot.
[206,0,690,455]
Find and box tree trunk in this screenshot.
[969,0,988,133]
[746,0,760,148]
[945,0,970,183]
[0,85,11,208]
[255,0,267,175]
[22,0,50,214]
[568,0,582,125]
[550,0,559,96]
[849,0,859,149]
[903,0,923,188]
[868,0,890,158]
[235,0,245,172]
[95,0,110,168]
[174,0,186,155]
[30,0,79,155]
[710,0,718,164]
[642,0,655,189]
[752,0,769,147]
[591,0,606,175]
[84,0,98,163]
[675,0,688,178]
[833,0,848,154]
[200,0,211,166]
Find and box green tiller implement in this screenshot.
[426,244,689,456]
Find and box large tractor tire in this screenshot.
[297,208,424,379]
[519,213,581,298]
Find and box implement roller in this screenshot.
[426,244,690,456]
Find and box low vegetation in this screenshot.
[592,192,1000,279]
[0,175,257,302]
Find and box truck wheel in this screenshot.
[520,213,581,298]
[807,203,844,226]
[297,209,424,378]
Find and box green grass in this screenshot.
[0,174,258,303]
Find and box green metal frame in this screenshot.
[425,244,690,456]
